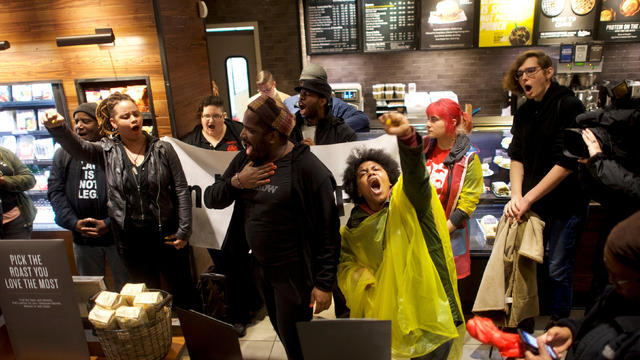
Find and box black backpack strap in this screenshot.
[602,316,640,359]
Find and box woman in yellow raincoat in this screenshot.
[338,112,464,359]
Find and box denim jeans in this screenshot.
[541,212,587,320]
[73,242,130,291]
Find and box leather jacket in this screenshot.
[47,125,192,242]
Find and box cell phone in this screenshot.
[518,329,558,359]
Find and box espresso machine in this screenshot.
[556,42,604,111]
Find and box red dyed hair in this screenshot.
[425,98,472,135]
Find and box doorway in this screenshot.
[206,22,262,121]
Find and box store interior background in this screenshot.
[2,1,639,134]
[1,0,639,307]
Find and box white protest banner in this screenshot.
[164,135,399,249]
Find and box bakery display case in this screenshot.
[0,80,71,230]
[467,116,513,255]
[74,76,158,136]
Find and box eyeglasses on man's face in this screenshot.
[514,66,543,81]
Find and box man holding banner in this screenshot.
[204,94,341,360]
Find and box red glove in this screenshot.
[466,316,524,358]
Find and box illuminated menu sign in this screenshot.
[597,0,640,42]
[420,0,476,49]
[364,0,418,52]
[306,0,359,54]
[536,0,597,44]
[478,0,536,47]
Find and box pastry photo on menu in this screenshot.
[428,0,467,24]
[620,0,640,17]
[541,0,565,17]
[571,0,595,15]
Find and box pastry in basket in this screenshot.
[120,283,147,305]
[94,291,125,310]
[133,291,163,320]
[88,306,117,329]
[492,182,511,196]
[115,306,148,329]
[480,215,498,241]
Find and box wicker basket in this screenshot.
[93,290,173,360]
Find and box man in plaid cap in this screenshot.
[204,94,341,360]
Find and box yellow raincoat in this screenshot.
[338,172,464,358]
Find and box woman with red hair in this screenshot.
[424,98,483,279]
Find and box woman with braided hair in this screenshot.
[44,93,200,310]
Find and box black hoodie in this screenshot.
[508,81,587,219]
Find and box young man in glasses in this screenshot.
[181,95,244,151]
[502,50,587,328]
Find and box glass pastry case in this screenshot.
[467,116,513,255]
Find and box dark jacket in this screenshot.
[180,119,244,151]
[290,112,357,145]
[47,125,192,243]
[48,148,112,246]
[558,286,640,360]
[508,81,587,219]
[284,96,370,132]
[203,144,341,291]
[0,146,36,225]
[576,108,640,222]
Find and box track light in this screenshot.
[56,28,115,47]
[0,41,10,50]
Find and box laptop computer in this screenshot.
[175,307,243,360]
[296,319,391,360]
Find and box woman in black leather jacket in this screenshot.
[44,93,199,310]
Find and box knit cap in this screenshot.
[246,94,295,136]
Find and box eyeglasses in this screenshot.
[202,113,224,120]
[514,66,542,81]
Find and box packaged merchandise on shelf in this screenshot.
[15,110,37,131]
[0,110,16,132]
[37,108,56,129]
[84,90,102,104]
[124,85,149,112]
[17,135,35,160]
[0,136,17,154]
[32,171,49,191]
[34,137,55,160]
[33,198,55,224]
[99,89,111,100]
[109,87,126,95]
[31,83,53,100]
[11,84,32,102]
[0,86,10,102]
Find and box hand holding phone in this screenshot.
[519,329,558,360]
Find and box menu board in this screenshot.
[478,0,536,47]
[598,0,640,42]
[364,0,418,52]
[536,0,597,44]
[420,0,476,49]
[306,0,359,54]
